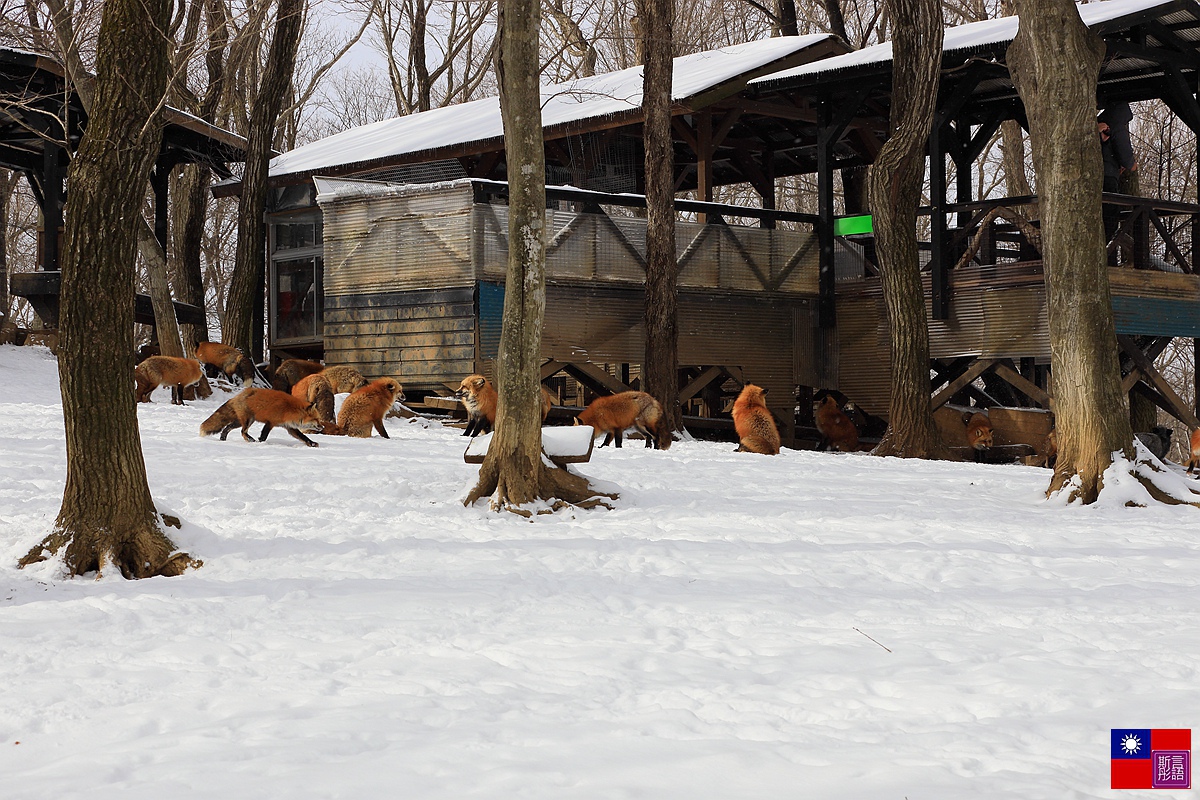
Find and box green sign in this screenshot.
[834,214,873,236]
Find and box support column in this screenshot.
[929,123,949,320]
[697,112,713,224]
[41,143,64,272]
[817,99,836,330]
[955,118,973,228]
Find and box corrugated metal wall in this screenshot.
[836,265,1054,416]
[321,183,476,297]
[477,204,817,294]
[318,180,821,405]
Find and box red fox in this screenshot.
[733,384,780,455]
[814,394,858,453]
[134,356,204,405]
[199,388,323,446]
[966,411,993,462]
[1188,428,1200,475]
[338,378,405,438]
[195,341,255,385]
[292,373,339,434]
[576,390,670,449]
[271,358,324,394]
[454,375,554,437]
[1039,428,1058,470]
[321,365,368,395]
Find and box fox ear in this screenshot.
[473,377,486,388]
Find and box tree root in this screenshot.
[466,456,617,515]
[1048,451,1200,507]
[19,511,201,579]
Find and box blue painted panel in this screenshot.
[478,281,505,360]
[1111,296,1200,338]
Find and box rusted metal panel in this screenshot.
[834,294,891,416]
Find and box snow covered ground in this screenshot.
[1,343,1197,799]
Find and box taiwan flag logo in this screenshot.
[1111,729,1191,789]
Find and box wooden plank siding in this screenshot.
[323,288,476,388]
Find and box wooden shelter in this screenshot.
[747,0,1200,431]
[230,0,1200,443]
[0,46,248,328]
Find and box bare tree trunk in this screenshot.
[1008,0,1137,503]
[868,0,945,459]
[168,0,228,354]
[137,220,185,357]
[171,164,213,353]
[20,0,197,578]
[43,0,184,358]
[1001,120,1033,197]
[821,0,845,41]
[225,0,304,360]
[465,0,612,511]
[639,0,680,440]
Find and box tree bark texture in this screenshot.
[20,0,195,578]
[1008,0,1135,502]
[225,0,304,359]
[1001,119,1033,197]
[868,0,945,459]
[638,0,681,437]
[465,0,609,510]
[138,209,185,358]
[170,164,214,353]
[44,0,183,358]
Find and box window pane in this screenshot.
[274,221,316,251]
[274,257,317,341]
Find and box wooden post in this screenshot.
[955,118,973,228]
[817,98,836,329]
[930,122,949,320]
[697,111,713,224]
[761,149,776,229]
[42,143,63,272]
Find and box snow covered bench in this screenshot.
[464,426,595,466]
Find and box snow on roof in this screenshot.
[751,0,1180,87]
[270,34,835,180]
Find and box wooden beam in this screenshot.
[992,361,1052,408]
[930,358,999,410]
[563,361,633,396]
[697,112,714,208]
[678,366,725,403]
[1118,334,1200,428]
[721,97,817,123]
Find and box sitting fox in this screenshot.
[965,411,993,462]
[134,356,204,405]
[814,395,858,453]
[200,388,323,447]
[733,384,780,455]
[576,390,671,449]
[455,375,553,437]
[195,342,255,385]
